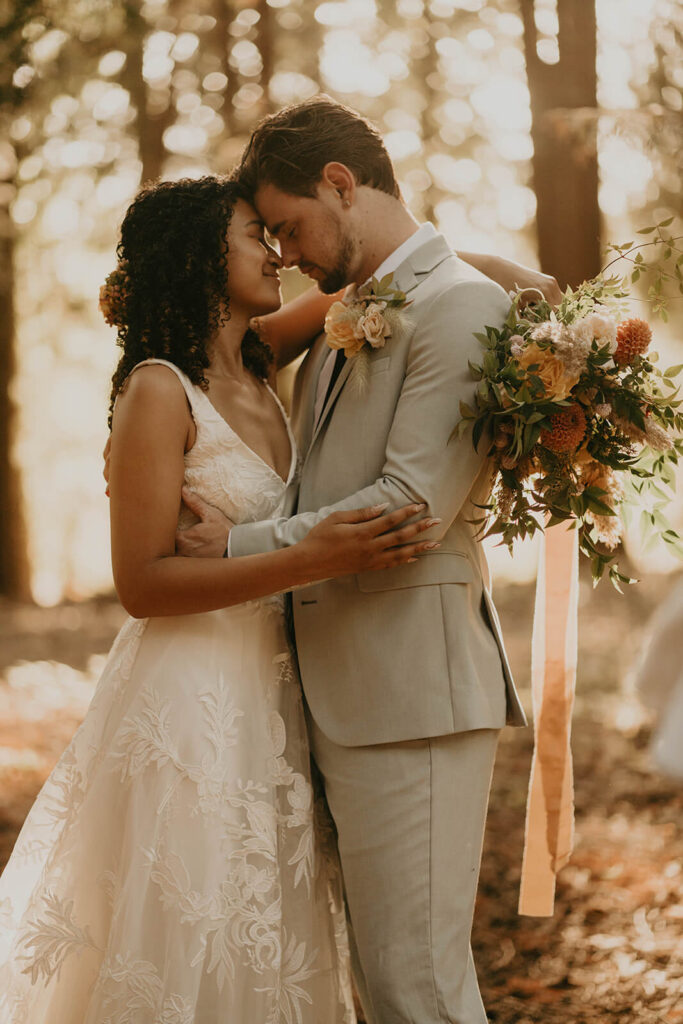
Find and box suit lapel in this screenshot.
[304,232,454,453]
[290,335,329,456]
[309,350,353,449]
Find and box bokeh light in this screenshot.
[3,0,681,602]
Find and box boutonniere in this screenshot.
[324,274,413,393]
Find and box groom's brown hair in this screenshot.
[237,96,401,200]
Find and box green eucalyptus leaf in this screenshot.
[472,416,486,452]
[483,351,499,376]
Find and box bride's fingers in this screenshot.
[331,503,391,525]
[102,436,112,485]
[358,502,427,536]
[373,538,441,567]
[374,515,441,548]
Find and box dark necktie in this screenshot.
[322,349,346,412]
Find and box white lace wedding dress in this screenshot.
[0,359,354,1024]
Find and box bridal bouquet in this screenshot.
[457,225,683,586]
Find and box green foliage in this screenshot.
[604,222,683,322]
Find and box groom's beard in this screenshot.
[317,231,354,294]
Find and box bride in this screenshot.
[0,175,435,1024]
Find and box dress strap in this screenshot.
[122,358,201,416]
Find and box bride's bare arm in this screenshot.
[457,251,562,304]
[253,255,561,374]
[109,366,436,618]
[254,287,342,370]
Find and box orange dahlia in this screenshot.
[614,317,652,366]
[540,404,587,454]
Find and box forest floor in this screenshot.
[0,569,681,1023]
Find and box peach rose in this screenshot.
[515,342,580,401]
[354,301,391,349]
[325,302,366,358]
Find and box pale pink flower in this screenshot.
[572,308,618,354]
[532,320,590,379]
[509,334,525,357]
[354,301,391,349]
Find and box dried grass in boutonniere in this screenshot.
[324,273,413,394]
[455,221,683,588]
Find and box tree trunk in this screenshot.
[123,1,172,184]
[520,0,601,288]
[211,0,238,137]
[257,0,275,116]
[0,183,31,600]
[414,10,439,225]
[298,0,322,89]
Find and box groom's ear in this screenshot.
[319,162,356,208]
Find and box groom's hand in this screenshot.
[175,487,235,558]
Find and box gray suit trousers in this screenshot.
[306,709,499,1024]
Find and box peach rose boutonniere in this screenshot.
[324,273,412,392]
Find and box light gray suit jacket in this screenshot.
[231,233,527,746]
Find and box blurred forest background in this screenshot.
[0,0,682,604]
[1,4,683,1021]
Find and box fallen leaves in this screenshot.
[0,581,682,1024]
[474,574,683,1024]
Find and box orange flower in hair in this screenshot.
[614,317,652,366]
[99,261,130,328]
[541,404,587,454]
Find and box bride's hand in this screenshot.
[498,261,562,307]
[175,488,235,558]
[299,503,441,580]
[102,435,112,496]
[461,252,562,307]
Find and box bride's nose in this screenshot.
[266,246,283,269]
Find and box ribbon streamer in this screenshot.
[518,521,579,916]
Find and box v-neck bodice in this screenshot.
[196,380,297,487]
[127,359,298,529]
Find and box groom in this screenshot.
[179,97,552,1023]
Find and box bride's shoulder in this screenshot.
[114,361,194,428]
[119,361,189,401]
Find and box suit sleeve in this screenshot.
[229,279,510,557]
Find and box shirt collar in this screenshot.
[366,222,438,287]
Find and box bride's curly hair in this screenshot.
[102,175,273,427]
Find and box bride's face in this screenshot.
[225,199,283,318]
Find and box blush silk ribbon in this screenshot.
[518,521,579,916]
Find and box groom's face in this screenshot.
[254,182,355,294]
